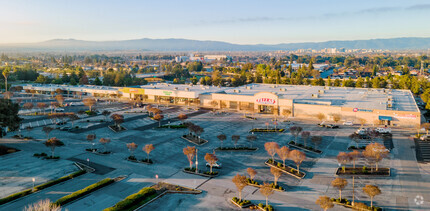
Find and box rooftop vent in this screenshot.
[280,88,286,91]
[324,86,330,90]
[312,94,319,98]
[246,86,252,90]
[318,90,324,94]
[234,89,241,93]
[185,87,190,91]
[174,87,178,90]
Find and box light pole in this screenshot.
[32,178,35,190]
[87,158,90,166]
[195,149,198,173]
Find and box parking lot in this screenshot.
[1,98,430,210]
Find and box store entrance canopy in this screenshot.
[378,116,392,121]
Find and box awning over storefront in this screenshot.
[379,116,392,121]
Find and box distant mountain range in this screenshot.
[1,37,430,52]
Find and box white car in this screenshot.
[55,108,65,112]
[356,128,367,135]
[343,121,353,126]
[206,162,222,169]
[420,135,430,141]
[375,127,391,134]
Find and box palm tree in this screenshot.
[2,68,10,92]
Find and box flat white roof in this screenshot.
[223,83,418,112]
[138,83,227,95]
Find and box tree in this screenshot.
[24,199,61,211]
[99,138,110,153]
[276,146,290,167]
[246,167,257,180]
[94,77,102,85]
[315,196,334,211]
[0,99,22,134]
[270,167,282,185]
[246,135,257,148]
[331,177,348,200]
[358,118,367,127]
[290,126,303,144]
[23,102,34,110]
[37,102,47,114]
[353,202,369,210]
[232,135,240,149]
[178,113,188,123]
[102,110,111,121]
[86,134,96,150]
[259,183,274,207]
[232,174,248,201]
[363,185,381,208]
[3,91,12,99]
[42,126,54,139]
[421,123,430,135]
[282,109,291,118]
[153,114,164,127]
[143,144,155,161]
[349,133,360,148]
[204,153,218,173]
[183,146,196,169]
[2,68,10,92]
[210,100,218,111]
[44,137,64,157]
[331,114,341,123]
[317,113,325,122]
[111,114,124,129]
[349,150,361,168]
[337,152,351,172]
[264,142,279,161]
[55,95,64,106]
[68,113,79,127]
[126,142,138,157]
[301,131,310,147]
[362,143,388,171]
[311,136,322,149]
[217,134,226,148]
[83,98,96,111]
[289,149,306,172]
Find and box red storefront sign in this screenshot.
[256,98,276,104]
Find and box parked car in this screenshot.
[59,126,72,131]
[55,108,65,112]
[355,128,368,135]
[343,121,354,126]
[326,124,339,129]
[56,121,67,126]
[420,135,430,141]
[206,162,222,169]
[375,127,391,134]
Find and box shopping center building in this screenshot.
[21,83,421,127]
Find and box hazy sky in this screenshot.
[1,0,430,44]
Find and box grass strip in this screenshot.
[54,178,114,206]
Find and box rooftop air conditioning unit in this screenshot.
[324,86,330,90]
[312,94,319,98]
[234,89,241,93]
[174,87,178,90]
[280,88,286,91]
[388,103,392,108]
[246,86,252,90]
[185,88,190,91]
[318,90,324,94]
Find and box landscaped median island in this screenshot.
[265,159,306,179]
[183,167,219,177]
[104,182,201,211]
[245,178,285,192]
[181,134,208,145]
[158,124,187,129]
[249,128,284,133]
[231,197,252,208]
[127,156,153,164]
[53,177,116,206]
[0,169,86,205]
[335,166,390,176]
[288,141,322,154]
[330,198,382,211]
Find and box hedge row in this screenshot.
[104,187,156,211]
[0,170,86,205]
[54,178,114,206]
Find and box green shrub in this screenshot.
[277,163,282,167]
[0,189,33,205]
[291,169,295,173]
[336,199,341,203]
[342,166,345,172]
[54,178,114,206]
[104,187,156,211]
[258,203,263,208]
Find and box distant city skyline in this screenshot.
[1,0,430,44]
